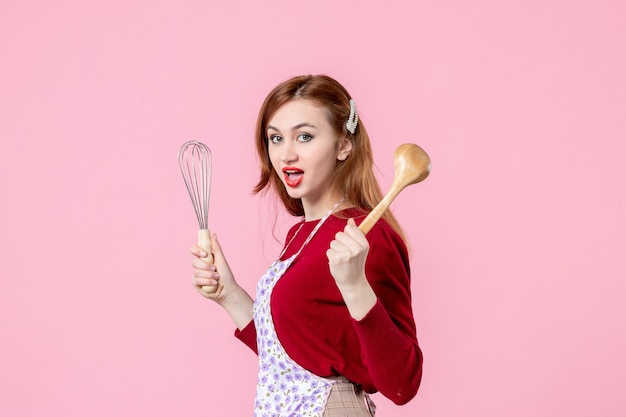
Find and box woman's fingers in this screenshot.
[190,243,220,290]
[189,233,233,301]
[329,220,368,259]
[189,244,207,257]
[192,276,217,287]
[191,257,216,271]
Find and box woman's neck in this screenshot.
[302,194,350,221]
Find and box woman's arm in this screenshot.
[327,219,422,404]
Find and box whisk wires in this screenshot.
[178,140,211,230]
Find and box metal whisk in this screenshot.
[178,140,221,296]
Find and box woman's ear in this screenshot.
[337,137,353,161]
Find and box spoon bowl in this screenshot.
[358,143,431,234]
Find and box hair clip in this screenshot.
[346,99,358,134]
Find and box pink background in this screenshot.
[1,1,625,416]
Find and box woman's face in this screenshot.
[267,99,351,218]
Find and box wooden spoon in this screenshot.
[358,143,431,235]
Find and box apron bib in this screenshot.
[253,254,333,416]
[252,201,347,417]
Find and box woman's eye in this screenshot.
[297,133,313,142]
[270,135,283,144]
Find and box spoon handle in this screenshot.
[358,189,400,235]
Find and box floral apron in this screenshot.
[252,201,354,417]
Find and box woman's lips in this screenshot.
[282,167,304,187]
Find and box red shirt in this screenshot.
[236,208,422,405]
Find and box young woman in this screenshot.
[190,74,423,416]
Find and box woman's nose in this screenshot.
[280,141,298,163]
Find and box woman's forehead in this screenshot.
[267,99,328,129]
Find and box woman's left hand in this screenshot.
[327,218,370,289]
[327,218,377,319]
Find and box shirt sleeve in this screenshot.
[352,222,423,405]
[234,319,258,354]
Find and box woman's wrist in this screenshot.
[221,285,254,330]
[337,277,377,321]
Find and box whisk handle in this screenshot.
[197,229,219,295]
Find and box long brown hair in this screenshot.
[253,74,405,240]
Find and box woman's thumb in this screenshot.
[211,233,222,256]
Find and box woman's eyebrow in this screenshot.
[293,122,316,130]
[267,123,317,132]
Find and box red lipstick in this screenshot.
[282,167,304,187]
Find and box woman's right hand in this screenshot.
[190,233,237,304]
